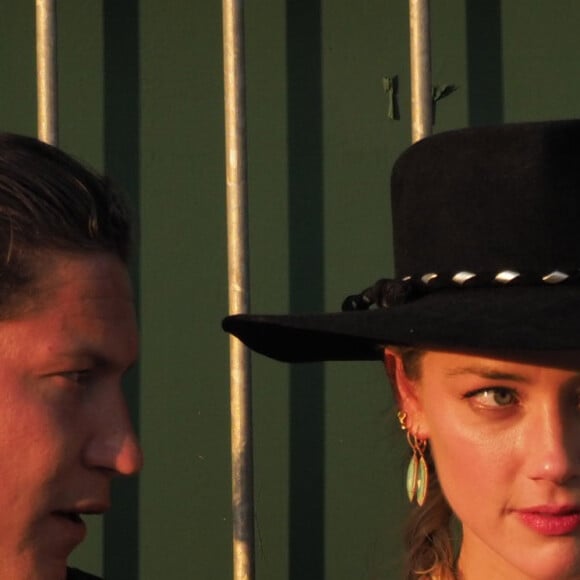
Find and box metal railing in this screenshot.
[409,0,432,142]
[222,2,433,578]
[222,1,255,579]
[36,0,58,145]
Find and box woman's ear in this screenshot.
[383,348,427,437]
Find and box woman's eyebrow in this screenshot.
[444,366,530,382]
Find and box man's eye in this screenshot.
[466,387,518,408]
[61,370,90,385]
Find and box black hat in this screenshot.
[223,120,580,362]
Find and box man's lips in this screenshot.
[515,506,580,536]
[54,511,84,524]
[50,511,90,546]
[53,502,110,523]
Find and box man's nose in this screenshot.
[83,388,143,476]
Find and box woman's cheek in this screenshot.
[430,422,517,510]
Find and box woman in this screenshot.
[223,120,580,579]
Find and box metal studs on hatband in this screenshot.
[421,273,438,284]
[399,269,576,289]
[452,271,477,285]
[542,270,569,284]
[495,270,520,284]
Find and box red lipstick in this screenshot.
[516,506,580,536]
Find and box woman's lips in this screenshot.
[516,506,580,536]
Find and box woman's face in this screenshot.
[389,349,580,580]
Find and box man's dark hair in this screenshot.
[0,133,131,316]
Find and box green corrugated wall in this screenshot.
[1,1,580,578]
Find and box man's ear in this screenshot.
[383,348,428,438]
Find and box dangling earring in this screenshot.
[397,411,429,507]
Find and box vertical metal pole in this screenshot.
[222,1,255,580]
[36,0,59,145]
[409,0,432,142]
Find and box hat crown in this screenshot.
[222,120,580,362]
[392,120,580,278]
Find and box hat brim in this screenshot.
[222,285,580,362]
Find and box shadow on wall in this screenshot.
[465,0,504,125]
[103,2,141,579]
[287,1,325,578]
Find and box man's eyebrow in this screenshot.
[53,349,137,371]
[444,366,530,382]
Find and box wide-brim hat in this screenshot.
[223,120,580,362]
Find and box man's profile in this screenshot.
[0,133,142,579]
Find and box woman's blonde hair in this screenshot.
[391,347,456,580]
[404,447,455,579]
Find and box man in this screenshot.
[0,133,143,579]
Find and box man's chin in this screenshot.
[0,555,68,580]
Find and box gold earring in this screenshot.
[397,411,429,507]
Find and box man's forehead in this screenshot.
[20,251,134,314]
[0,252,137,379]
[0,252,136,340]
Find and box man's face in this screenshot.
[0,251,143,580]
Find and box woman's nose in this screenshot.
[524,402,580,484]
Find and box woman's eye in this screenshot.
[466,387,518,408]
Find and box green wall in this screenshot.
[1,1,580,578]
